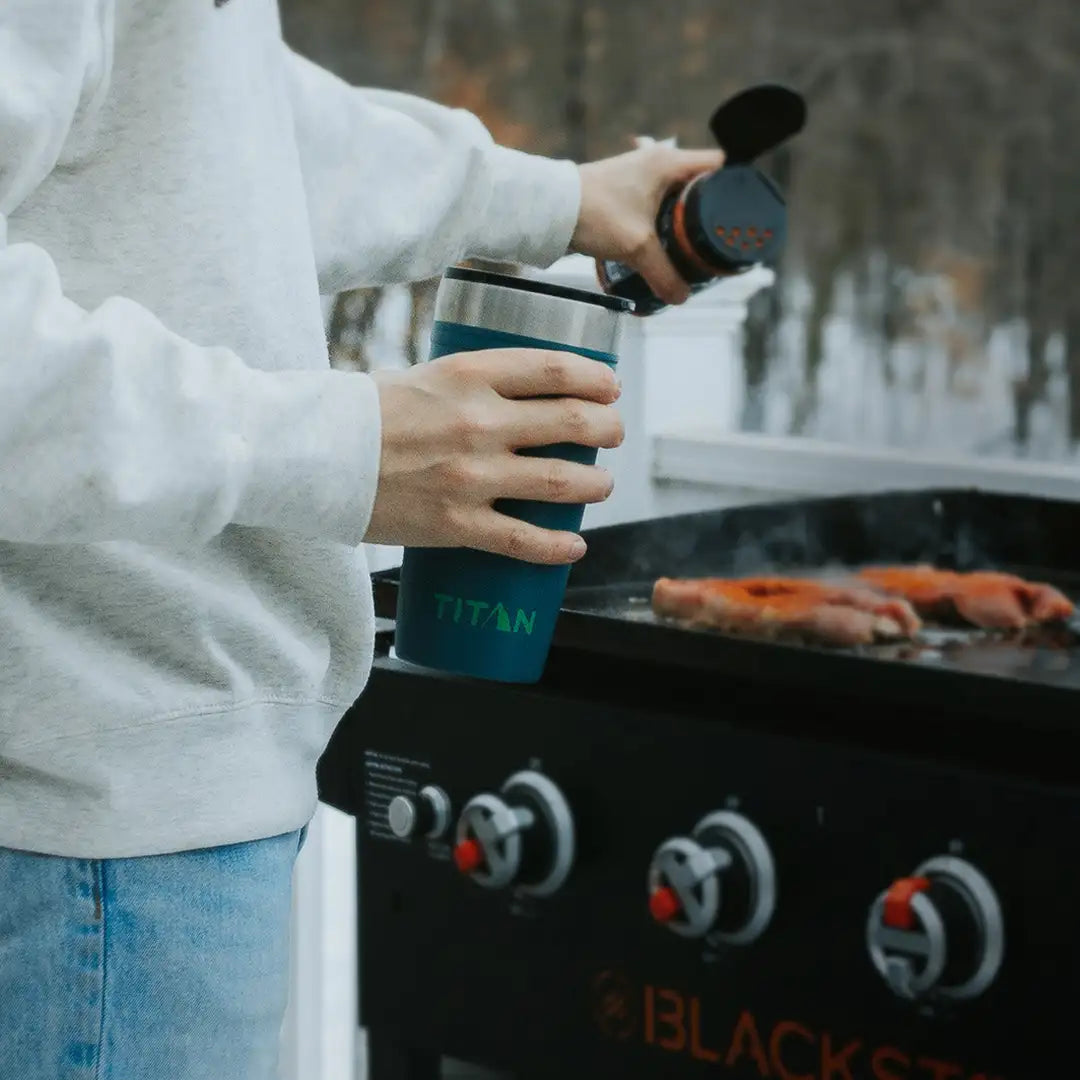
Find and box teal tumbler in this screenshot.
[393,266,632,683]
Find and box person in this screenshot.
[0,3,724,1077]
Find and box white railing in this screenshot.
[653,428,1080,502]
[280,803,359,1080]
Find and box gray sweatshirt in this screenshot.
[0,0,580,857]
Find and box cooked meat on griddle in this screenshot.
[651,576,922,647]
[856,566,1074,630]
[652,565,1073,645]
[734,576,924,636]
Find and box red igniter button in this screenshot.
[883,876,931,930]
[453,838,485,875]
[649,886,682,924]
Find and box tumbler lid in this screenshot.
[436,264,629,356]
[445,265,634,314]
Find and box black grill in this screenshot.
[321,489,1080,1079]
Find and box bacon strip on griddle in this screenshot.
[651,576,922,647]
[856,565,1074,631]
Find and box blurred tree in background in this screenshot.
[282,0,1080,459]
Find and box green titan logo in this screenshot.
[434,593,536,635]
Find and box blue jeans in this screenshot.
[0,828,306,1080]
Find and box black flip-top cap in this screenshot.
[444,266,634,313]
[708,84,807,164]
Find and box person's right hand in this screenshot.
[365,349,624,564]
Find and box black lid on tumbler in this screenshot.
[444,266,633,314]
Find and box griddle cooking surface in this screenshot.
[550,489,1080,714]
[371,489,1080,719]
[561,574,1080,684]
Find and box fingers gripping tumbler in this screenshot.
[393,266,632,684]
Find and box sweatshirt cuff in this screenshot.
[472,146,582,269]
[233,367,382,547]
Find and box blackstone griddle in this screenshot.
[321,488,1080,1079]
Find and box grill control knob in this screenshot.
[453,770,575,897]
[867,855,1004,1002]
[647,811,776,942]
[387,785,451,841]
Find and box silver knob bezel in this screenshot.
[418,785,451,839]
[693,810,778,944]
[501,770,576,897]
[914,855,1005,1001]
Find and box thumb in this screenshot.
[656,147,726,187]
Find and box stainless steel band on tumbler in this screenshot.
[435,266,629,355]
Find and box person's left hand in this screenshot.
[569,143,725,306]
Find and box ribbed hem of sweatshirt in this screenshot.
[474,146,582,269]
[0,698,348,858]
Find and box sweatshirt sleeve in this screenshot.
[281,46,583,294]
[0,3,382,549]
